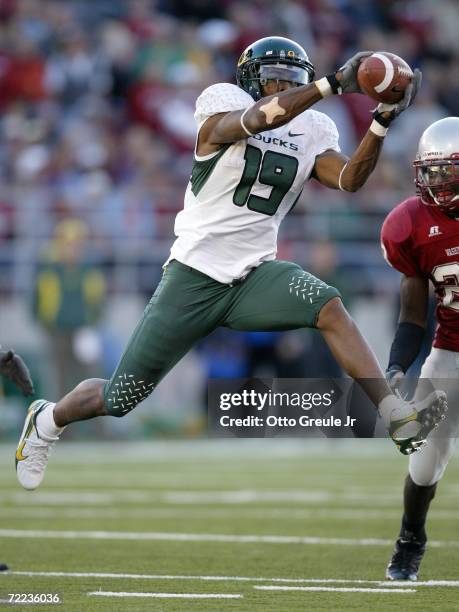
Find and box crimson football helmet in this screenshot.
[414,117,459,215]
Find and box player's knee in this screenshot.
[409,464,444,487]
[409,442,453,486]
[316,296,349,331]
[104,374,156,418]
[72,378,108,417]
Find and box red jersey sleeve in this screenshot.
[381,200,422,277]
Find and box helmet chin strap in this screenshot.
[427,185,441,206]
[427,186,459,207]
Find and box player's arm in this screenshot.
[312,71,422,191]
[310,67,422,192]
[198,83,323,154]
[198,52,373,155]
[311,130,385,192]
[387,275,428,380]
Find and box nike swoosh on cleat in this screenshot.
[15,440,28,462]
[288,131,304,137]
[16,416,34,462]
[15,407,38,462]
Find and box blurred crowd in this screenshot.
[0,0,454,420]
[0,0,457,290]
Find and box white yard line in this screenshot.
[4,571,459,587]
[163,491,332,504]
[254,586,415,594]
[0,528,458,548]
[0,506,456,520]
[0,439,395,463]
[6,491,157,505]
[382,580,459,587]
[3,489,457,507]
[162,490,458,504]
[88,591,242,599]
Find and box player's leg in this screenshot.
[226,261,396,401]
[16,261,228,489]
[386,431,457,581]
[387,348,459,580]
[315,296,392,403]
[224,260,446,446]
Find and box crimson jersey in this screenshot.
[381,196,459,352]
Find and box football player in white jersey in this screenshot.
[16,36,445,493]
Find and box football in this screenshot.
[357,52,413,104]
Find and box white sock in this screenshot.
[36,402,65,441]
[378,394,411,428]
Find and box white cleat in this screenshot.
[15,400,57,490]
[390,390,447,455]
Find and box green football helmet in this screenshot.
[236,36,315,101]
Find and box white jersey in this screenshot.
[168,82,340,283]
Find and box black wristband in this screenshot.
[372,110,393,128]
[325,73,342,95]
[388,322,425,373]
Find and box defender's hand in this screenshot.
[335,51,373,94]
[0,349,34,396]
[374,68,422,124]
[385,364,405,393]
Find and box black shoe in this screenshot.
[386,531,426,580]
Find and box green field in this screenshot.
[0,439,458,611]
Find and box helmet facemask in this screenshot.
[414,117,459,217]
[236,37,315,101]
[414,156,459,216]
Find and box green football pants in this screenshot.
[104,259,340,416]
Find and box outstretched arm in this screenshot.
[198,82,323,154]
[198,52,374,155]
[312,68,422,192]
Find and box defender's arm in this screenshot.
[399,275,429,327]
[387,275,429,376]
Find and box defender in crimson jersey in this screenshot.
[381,117,459,580]
[382,196,459,352]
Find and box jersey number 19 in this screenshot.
[233,145,299,216]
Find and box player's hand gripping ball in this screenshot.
[357,52,413,104]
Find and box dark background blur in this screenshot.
[0,0,453,437]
